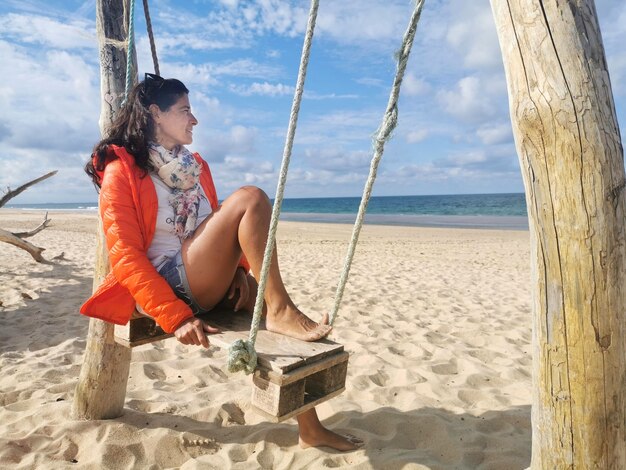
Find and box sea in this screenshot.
[5,193,529,230]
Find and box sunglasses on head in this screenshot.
[145,73,165,91]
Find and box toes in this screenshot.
[347,436,364,447]
[315,324,332,339]
[304,325,331,342]
[342,434,364,449]
[267,309,333,342]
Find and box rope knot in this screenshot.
[227,339,258,375]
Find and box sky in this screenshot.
[0,0,625,204]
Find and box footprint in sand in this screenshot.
[457,389,484,407]
[217,402,246,426]
[181,434,221,459]
[142,363,167,381]
[368,370,389,387]
[431,361,458,375]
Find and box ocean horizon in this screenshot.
[4,193,529,230]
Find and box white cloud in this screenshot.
[253,0,308,36]
[438,76,498,124]
[0,40,100,154]
[193,125,259,163]
[194,0,307,39]
[303,148,371,172]
[433,146,519,175]
[0,149,96,204]
[152,33,242,57]
[218,0,240,8]
[402,73,431,96]
[476,123,513,145]
[189,93,224,126]
[156,59,283,91]
[212,59,283,79]
[384,146,519,189]
[0,13,95,50]
[151,1,416,54]
[596,1,626,96]
[304,92,358,101]
[213,156,276,194]
[316,1,412,46]
[224,155,273,174]
[356,77,385,88]
[0,0,622,202]
[0,10,102,203]
[273,167,367,196]
[296,109,381,146]
[444,1,502,70]
[160,62,219,88]
[406,129,429,144]
[230,81,294,96]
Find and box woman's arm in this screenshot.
[100,160,194,333]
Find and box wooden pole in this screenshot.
[72,0,137,420]
[490,0,626,467]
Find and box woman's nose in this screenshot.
[190,113,198,125]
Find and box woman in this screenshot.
[81,73,361,451]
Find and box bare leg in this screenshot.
[182,186,331,341]
[297,408,363,451]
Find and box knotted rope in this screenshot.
[227,0,319,374]
[329,0,425,325]
[122,0,136,103]
[228,0,425,371]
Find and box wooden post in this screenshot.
[490,1,626,467]
[72,0,137,420]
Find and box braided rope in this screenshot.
[329,0,425,325]
[142,0,160,75]
[228,0,319,374]
[122,0,136,103]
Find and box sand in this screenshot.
[0,209,532,469]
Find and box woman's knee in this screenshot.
[222,186,271,217]
[235,186,271,208]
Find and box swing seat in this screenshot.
[114,310,172,346]
[114,306,348,422]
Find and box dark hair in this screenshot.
[85,74,189,187]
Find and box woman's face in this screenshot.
[152,94,198,150]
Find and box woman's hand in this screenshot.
[228,267,249,312]
[174,318,219,348]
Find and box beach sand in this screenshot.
[0,210,532,469]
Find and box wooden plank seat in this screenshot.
[114,307,348,422]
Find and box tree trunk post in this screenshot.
[490,0,626,468]
[72,0,137,420]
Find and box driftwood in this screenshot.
[0,171,57,262]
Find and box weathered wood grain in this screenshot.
[491,1,626,467]
[72,0,135,421]
[115,307,348,421]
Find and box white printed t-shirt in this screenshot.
[146,174,213,270]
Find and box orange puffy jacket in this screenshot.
[80,145,250,333]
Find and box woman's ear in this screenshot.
[148,104,160,122]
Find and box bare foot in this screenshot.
[299,428,364,451]
[266,306,332,342]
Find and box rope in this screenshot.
[329,0,425,325]
[142,0,160,75]
[122,0,137,103]
[227,0,319,374]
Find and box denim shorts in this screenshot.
[157,251,208,316]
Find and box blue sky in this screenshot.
[1,0,625,203]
